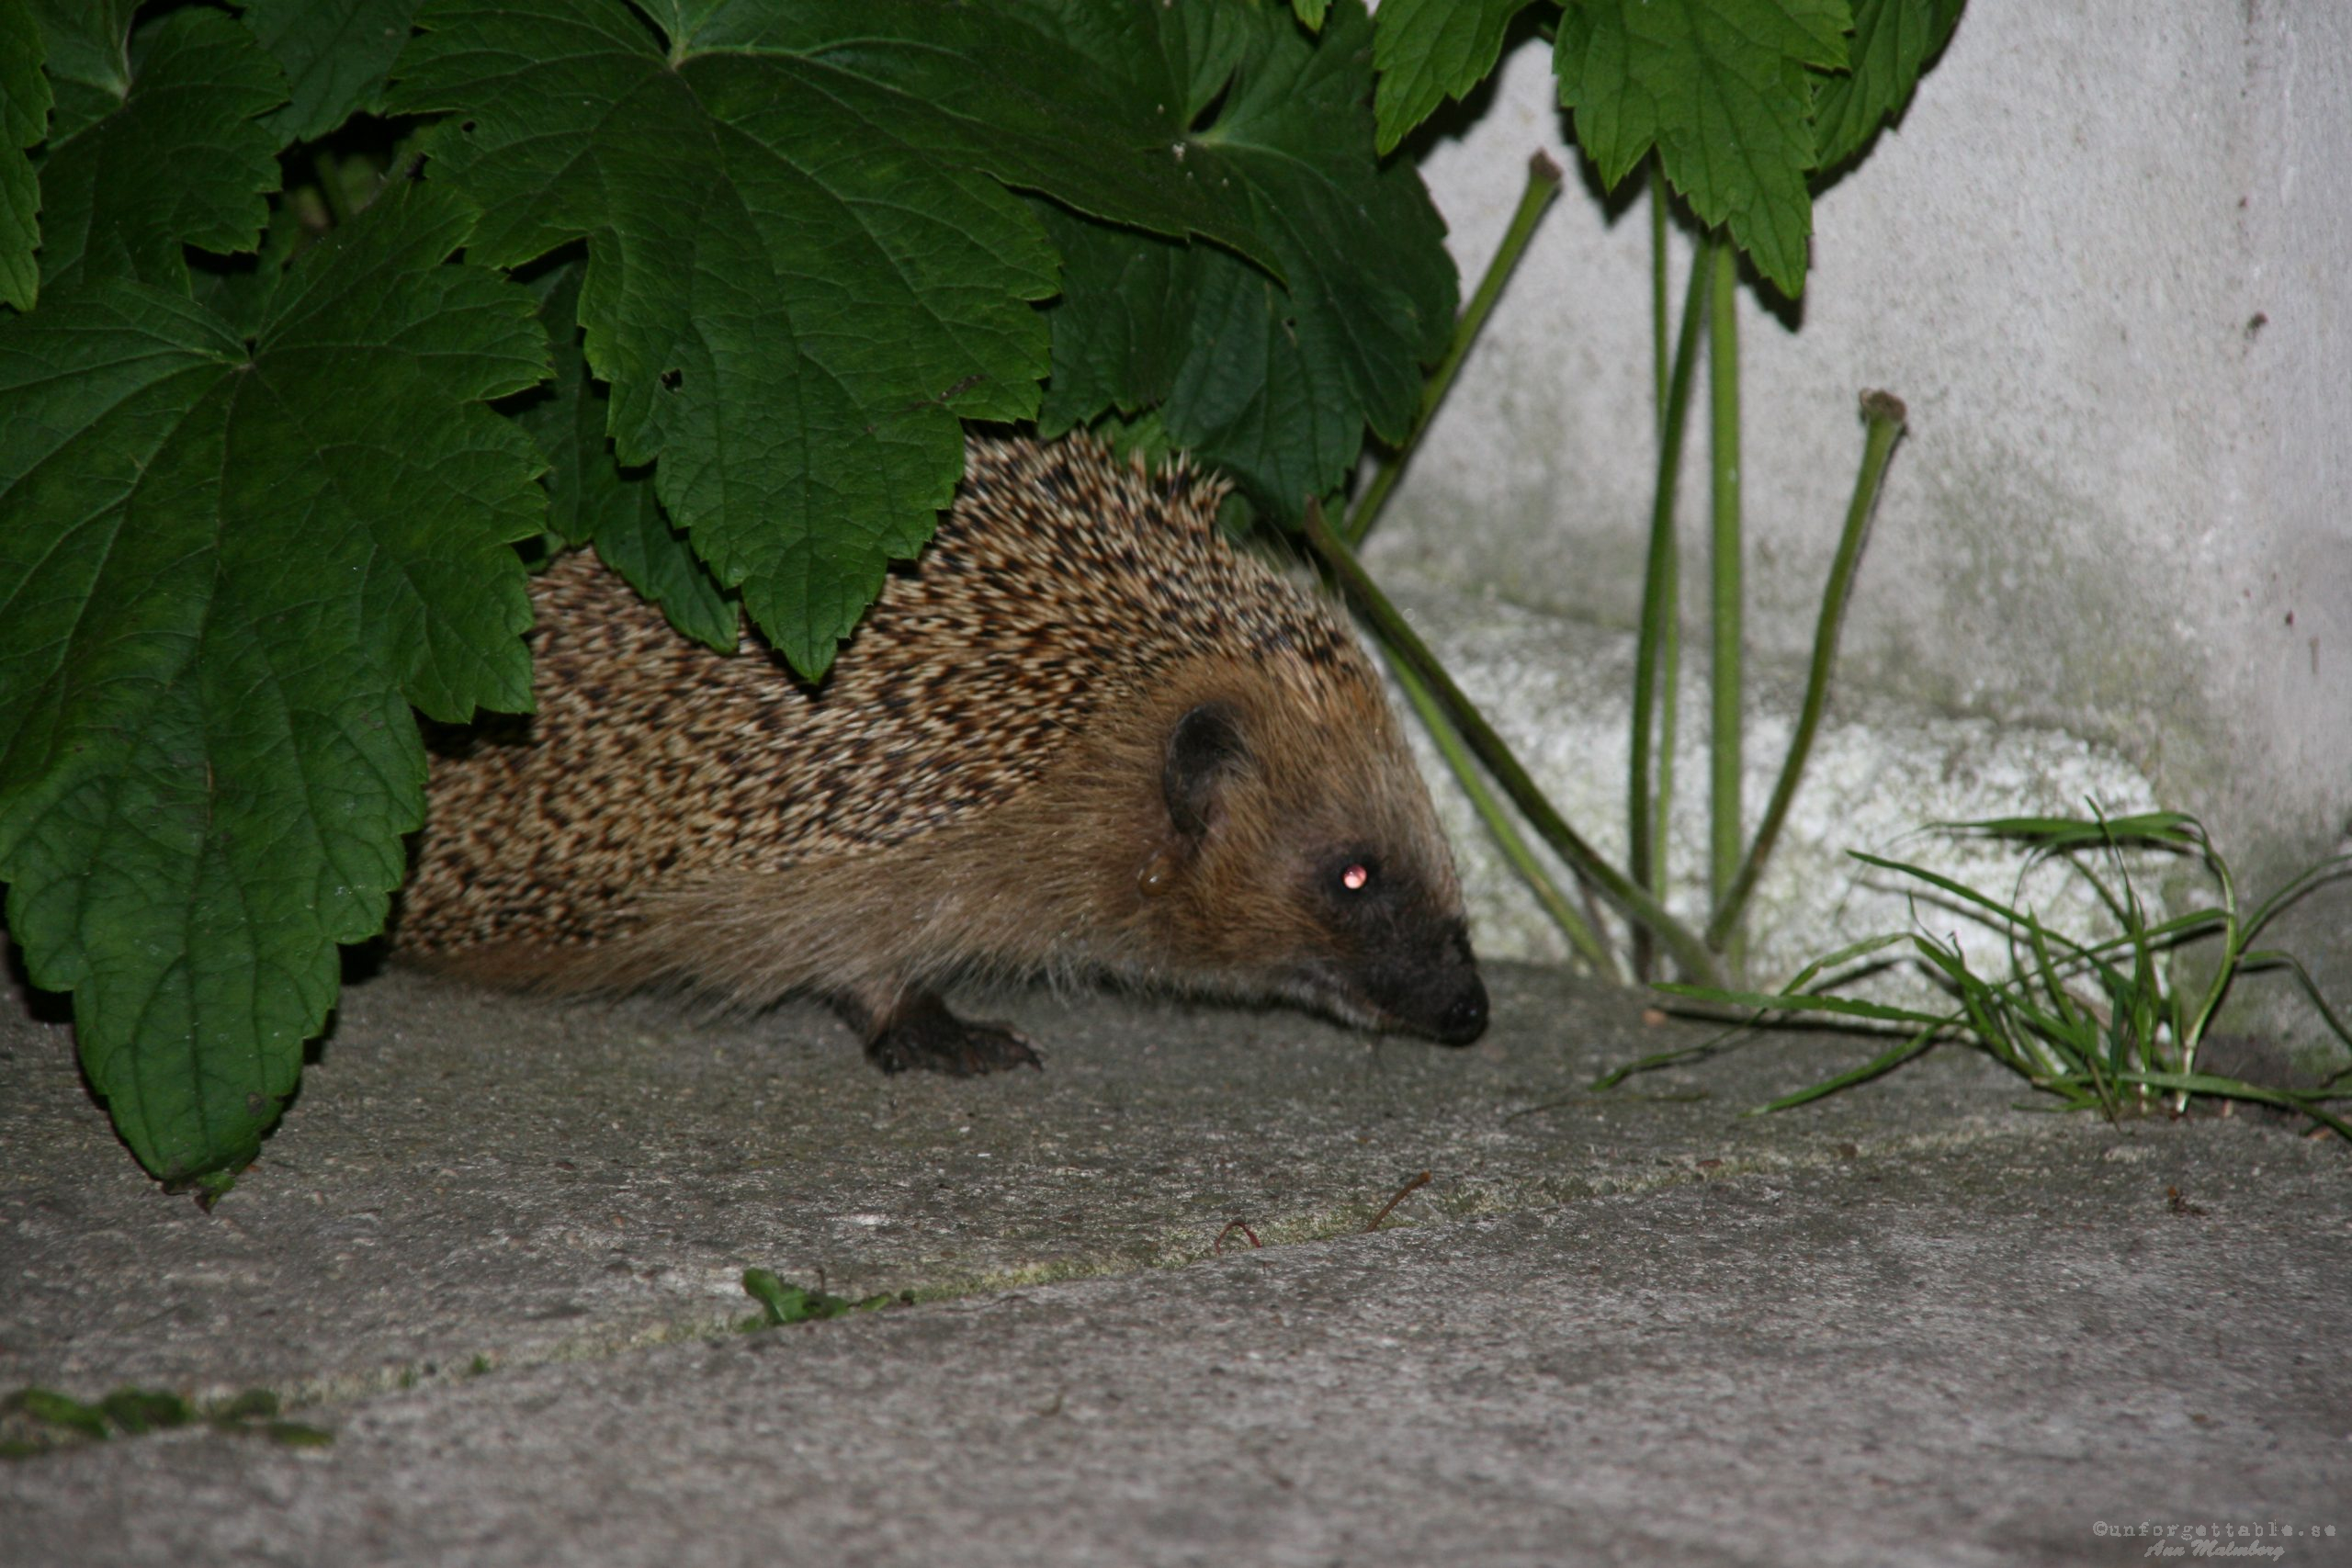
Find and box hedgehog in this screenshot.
[394,434,1488,1073]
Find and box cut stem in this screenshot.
[1628,232,1710,979]
[1388,651,1623,980]
[1345,151,1563,546]
[1305,502,1724,986]
[1705,391,1908,949]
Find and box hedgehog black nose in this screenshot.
[1433,975,1488,1045]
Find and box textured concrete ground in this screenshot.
[3,961,2346,1566]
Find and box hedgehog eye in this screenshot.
[1340,863,1372,892]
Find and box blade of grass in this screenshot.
[1654,981,1949,1029]
[1743,1025,1939,1114]
[2112,1071,2352,1140]
[2236,949,2352,1055]
[2240,854,2352,942]
[1589,1020,1754,1091]
[1947,811,2201,850]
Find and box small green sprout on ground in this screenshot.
[1612,811,2352,1138]
[738,1269,890,1332]
[2,1385,331,1459]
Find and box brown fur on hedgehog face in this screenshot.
[1096,666,1487,1044]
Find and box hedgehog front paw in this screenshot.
[859,992,1043,1077]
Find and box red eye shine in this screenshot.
[1341,863,1370,891]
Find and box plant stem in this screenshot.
[1653,184,1683,953]
[1650,154,1670,429]
[1706,237,1744,967]
[1304,502,1724,986]
[1628,233,1710,979]
[1386,652,1623,980]
[1345,151,1563,546]
[1705,391,1907,950]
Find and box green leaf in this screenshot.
[0,181,547,1181]
[1555,0,1850,295]
[390,0,1090,676]
[1035,206,1198,436]
[1291,0,1330,29]
[185,175,310,342]
[1372,0,1541,154]
[36,8,285,295]
[741,1268,882,1326]
[516,258,735,652]
[1039,0,1457,515]
[0,0,48,311]
[1810,0,1962,171]
[687,0,1278,271]
[28,0,133,144]
[243,0,430,144]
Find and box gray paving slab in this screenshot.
[3,960,2347,1566]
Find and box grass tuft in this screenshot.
[1620,810,2352,1138]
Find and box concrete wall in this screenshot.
[1373,5,2352,1041]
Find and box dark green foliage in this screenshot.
[1038,1,1457,517]
[1,0,1454,1183]
[1372,0,1967,296]
[0,184,546,1182]
[2,1382,329,1456]
[243,0,429,142]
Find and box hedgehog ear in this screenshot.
[1163,702,1247,842]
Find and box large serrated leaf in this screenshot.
[516,258,735,652]
[1372,0,1541,155]
[243,0,429,145]
[36,7,285,295]
[1038,0,1456,515]
[0,0,46,311]
[0,182,547,1181]
[1556,0,1850,296]
[388,0,1057,677]
[1810,0,1962,171]
[29,0,133,144]
[389,0,1338,678]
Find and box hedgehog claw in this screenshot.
[863,993,1042,1077]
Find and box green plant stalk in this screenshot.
[1706,239,1743,964]
[1650,154,1671,429]
[1386,652,1623,981]
[1649,165,1684,897]
[1703,391,1906,949]
[1303,502,1724,985]
[1656,538,1681,953]
[1345,151,1563,546]
[1628,235,1711,976]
